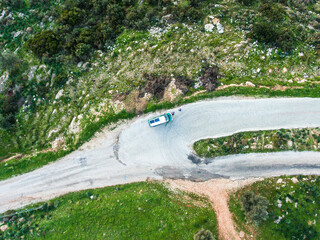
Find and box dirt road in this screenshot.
[168,179,262,240]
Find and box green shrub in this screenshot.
[194,229,215,240]
[237,0,255,6]
[26,30,62,58]
[241,191,269,225]
[276,27,296,52]
[272,131,287,148]
[250,21,278,45]
[0,52,20,74]
[249,21,296,52]
[166,0,208,22]
[0,94,19,129]
[0,0,25,9]
[30,0,52,8]
[296,0,317,5]
[259,2,286,22]
[59,7,85,26]
[75,43,92,59]
[53,72,68,87]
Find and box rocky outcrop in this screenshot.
[140,74,193,100]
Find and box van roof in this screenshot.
[149,115,167,127]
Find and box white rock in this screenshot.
[217,23,224,33]
[0,224,8,232]
[55,89,64,100]
[28,66,37,80]
[13,31,23,38]
[277,178,283,184]
[298,52,304,57]
[51,137,65,150]
[291,177,299,183]
[69,117,81,134]
[245,81,255,87]
[48,127,60,138]
[265,144,273,149]
[297,79,306,84]
[0,71,9,92]
[82,62,89,70]
[282,67,288,73]
[0,10,6,21]
[205,24,214,32]
[277,199,282,208]
[77,62,83,68]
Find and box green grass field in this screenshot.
[194,127,320,158]
[229,176,320,240]
[0,181,218,240]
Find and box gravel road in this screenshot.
[0,97,320,213]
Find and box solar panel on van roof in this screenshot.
[150,120,155,124]
[155,118,160,122]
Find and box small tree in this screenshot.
[0,52,20,74]
[194,229,215,240]
[25,30,62,58]
[241,191,269,225]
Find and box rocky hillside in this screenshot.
[0,0,319,159]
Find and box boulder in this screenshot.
[26,27,33,34]
[205,24,214,32]
[282,67,288,73]
[245,81,255,87]
[0,225,8,232]
[55,89,64,100]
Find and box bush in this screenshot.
[276,27,296,52]
[30,0,52,8]
[75,43,92,59]
[194,229,215,240]
[241,191,269,225]
[237,0,255,6]
[26,30,62,58]
[249,21,296,52]
[0,93,19,129]
[259,2,286,22]
[296,0,316,5]
[169,0,206,22]
[0,52,20,74]
[59,7,85,26]
[250,21,278,46]
[0,0,24,9]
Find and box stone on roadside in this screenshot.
[245,81,255,87]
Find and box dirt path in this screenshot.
[167,178,262,240]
